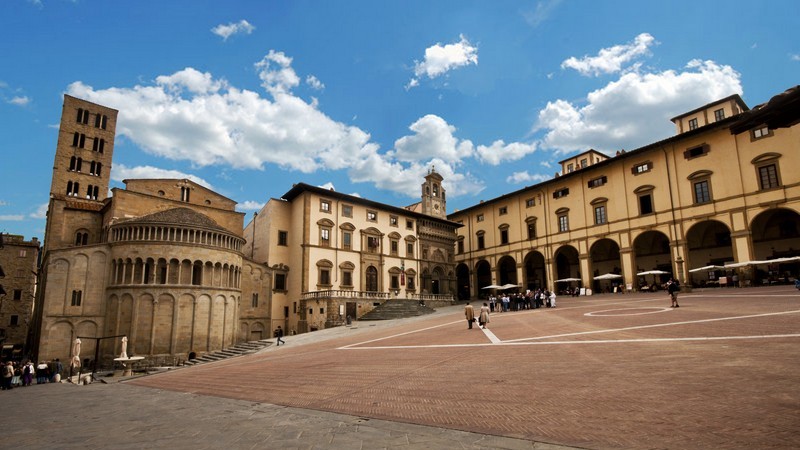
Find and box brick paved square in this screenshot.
[125,285,800,448]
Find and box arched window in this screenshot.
[75,231,88,246]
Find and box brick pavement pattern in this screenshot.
[3,286,798,449]
[132,286,800,449]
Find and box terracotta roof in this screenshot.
[729,85,800,134]
[118,207,226,232]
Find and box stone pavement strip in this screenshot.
[0,382,574,449]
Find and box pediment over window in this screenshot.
[316,218,335,227]
[751,152,782,164]
[687,170,713,180]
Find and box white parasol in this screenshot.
[593,273,622,280]
[688,265,725,273]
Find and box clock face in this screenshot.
[434,203,440,210]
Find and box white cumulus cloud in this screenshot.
[29,203,48,219]
[236,200,265,212]
[391,115,474,164]
[8,96,30,106]
[110,163,213,189]
[476,140,538,166]
[65,53,490,201]
[306,75,325,90]
[561,33,657,77]
[211,20,255,41]
[506,171,552,185]
[535,59,743,154]
[407,35,478,89]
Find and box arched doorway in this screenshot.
[686,220,733,286]
[554,245,580,281]
[589,238,622,292]
[633,230,671,276]
[365,266,378,292]
[750,208,800,283]
[456,263,470,300]
[496,255,517,286]
[523,251,546,290]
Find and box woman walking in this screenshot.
[479,302,491,329]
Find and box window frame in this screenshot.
[319,227,331,247]
[684,144,710,160]
[638,192,654,215]
[632,161,653,175]
[320,199,332,213]
[593,204,607,225]
[278,230,288,246]
[752,126,772,140]
[342,204,353,218]
[588,176,607,188]
[274,273,287,291]
[558,214,569,232]
[525,217,537,240]
[757,163,780,190]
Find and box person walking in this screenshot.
[667,278,680,308]
[275,326,285,346]
[479,303,490,329]
[464,302,475,329]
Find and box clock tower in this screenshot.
[421,166,446,219]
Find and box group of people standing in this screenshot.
[464,289,558,330]
[487,289,556,312]
[1,358,63,390]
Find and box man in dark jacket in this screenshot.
[667,279,680,308]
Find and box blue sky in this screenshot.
[1,0,798,240]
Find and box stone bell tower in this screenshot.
[420,166,446,219]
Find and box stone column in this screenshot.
[620,248,635,292]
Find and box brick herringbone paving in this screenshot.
[131,286,800,449]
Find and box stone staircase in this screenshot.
[358,300,436,321]
[182,339,273,366]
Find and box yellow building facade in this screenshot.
[243,171,460,334]
[449,88,800,296]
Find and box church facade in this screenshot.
[32,96,272,364]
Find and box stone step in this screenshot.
[182,338,274,367]
[359,301,437,321]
